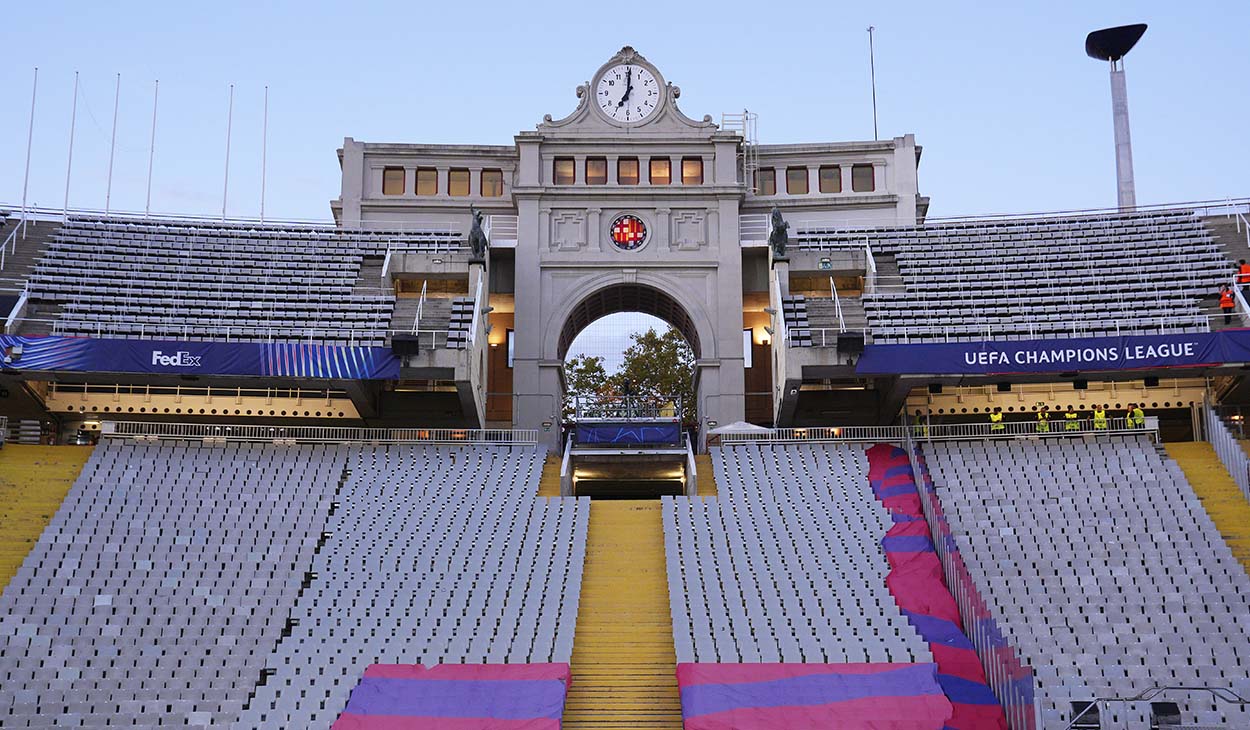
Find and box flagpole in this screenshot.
[63,71,79,221]
[260,85,268,223]
[105,73,121,214]
[222,83,234,222]
[867,26,879,141]
[145,80,159,218]
[20,67,38,238]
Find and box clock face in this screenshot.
[609,214,648,250]
[595,64,660,124]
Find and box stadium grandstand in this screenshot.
[4,43,1250,730]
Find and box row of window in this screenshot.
[755,164,875,196]
[553,156,704,186]
[382,167,505,197]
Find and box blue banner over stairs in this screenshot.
[0,335,401,379]
[855,330,1250,376]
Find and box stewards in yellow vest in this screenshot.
[1092,406,1108,430]
[1131,404,1146,429]
[1036,406,1051,433]
[912,409,928,438]
[1125,403,1138,429]
[989,407,1005,433]
[1064,405,1080,431]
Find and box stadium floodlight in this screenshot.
[1086,23,1147,210]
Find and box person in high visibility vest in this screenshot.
[1239,259,1250,295]
[912,409,928,438]
[1036,405,1051,433]
[1124,403,1137,429]
[1131,403,1146,430]
[1092,405,1108,430]
[1064,405,1080,431]
[989,406,1005,433]
[1221,284,1237,326]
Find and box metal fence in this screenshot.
[101,421,538,445]
[572,394,682,422]
[904,432,1039,730]
[720,418,1158,445]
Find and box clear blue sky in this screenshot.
[1,1,1246,222]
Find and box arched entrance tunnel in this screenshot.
[558,284,700,498]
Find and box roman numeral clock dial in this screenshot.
[595,64,660,124]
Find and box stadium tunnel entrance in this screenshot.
[556,283,700,499]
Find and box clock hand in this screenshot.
[617,66,634,107]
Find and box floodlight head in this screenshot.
[1085,24,1147,62]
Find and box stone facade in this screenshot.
[332,47,923,445]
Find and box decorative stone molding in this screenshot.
[550,211,586,251]
[671,210,707,251]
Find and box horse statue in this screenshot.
[768,207,789,260]
[468,206,489,260]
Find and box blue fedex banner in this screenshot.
[0,335,401,379]
[856,330,1250,376]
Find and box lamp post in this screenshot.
[1086,24,1147,211]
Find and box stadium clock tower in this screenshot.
[510,47,748,447]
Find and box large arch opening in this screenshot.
[557,284,700,499]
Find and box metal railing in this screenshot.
[101,420,538,444]
[904,433,1038,730]
[0,415,7,448]
[38,317,452,349]
[830,277,846,332]
[720,418,1158,444]
[559,433,573,496]
[1205,406,1250,502]
[685,436,698,497]
[485,215,518,246]
[468,270,484,346]
[412,279,428,334]
[864,312,1213,345]
[864,244,877,295]
[0,223,19,271]
[739,214,769,245]
[572,394,683,421]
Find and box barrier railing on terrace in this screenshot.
[101,420,538,444]
[791,314,1212,347]
[719,418,1158,444]
[777,196,1250,236]
[36,317,451,348]
[904,431,1039,730]
[572,394,683,421]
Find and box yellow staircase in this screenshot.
[538,454,562,497]
[694,454,719,497]
[1165,442,1250,570]
[0,445,93,592]
[563,500,682,729]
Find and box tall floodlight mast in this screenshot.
[1085,23,1147,211]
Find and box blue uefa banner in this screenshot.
[575,422,682,446]
[0,335,401,379]
[855,330,1250,376]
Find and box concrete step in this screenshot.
[1165,442,1250,573]
[562,500,682,730]
[0,444,94,592]
[1206,215,1250,268]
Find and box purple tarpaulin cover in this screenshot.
[331,664,571,730]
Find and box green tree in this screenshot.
[616,327,696,423]
[563,353,611,420]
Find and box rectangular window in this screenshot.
[586,157,608,185]
[481,169,504,197]
[506,330,515,368]
[553,157,575,185]
[786,167,809,195]
[416,168,438,196]
[756,168,776,196]
[448,169,470,197]
[681,157,704,185]
[382,167,405,196]
[819,165,842,194]
[618,157,639,185]
[743,329,754,369]
[852,163,875,192]
[649,157,671,185]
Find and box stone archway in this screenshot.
[557,283,702,361]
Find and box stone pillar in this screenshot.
[340,138,364,225]
[841,164,853,196]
